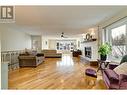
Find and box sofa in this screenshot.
[42,50,62,58]
[102,55,127,89]
[18,51,45,67]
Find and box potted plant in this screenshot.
[98,43,112,61]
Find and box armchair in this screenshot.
[102,55,127,89]
[119,74,127,89]
[102,69,127,89]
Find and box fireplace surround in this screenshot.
[85,47,92,58]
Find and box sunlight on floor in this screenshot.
[57,53,74,67]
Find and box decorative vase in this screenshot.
[100,54,107,61]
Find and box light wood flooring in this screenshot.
[9,54,107,89]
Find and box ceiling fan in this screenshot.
[61,32,68,38]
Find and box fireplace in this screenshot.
[85,47,92,58]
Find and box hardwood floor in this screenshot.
[9,54,107,89]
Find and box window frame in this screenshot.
[105,18,127,62]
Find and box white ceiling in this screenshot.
[11,6,127,37]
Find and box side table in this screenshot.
[97,59,111,72]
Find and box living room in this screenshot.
[1,6,127,90]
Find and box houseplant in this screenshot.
[98,43,112,61]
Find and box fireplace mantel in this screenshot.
[81,38,97,43]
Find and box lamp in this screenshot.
[90,29,95,38]
[82,33,86,39]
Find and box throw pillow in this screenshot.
[114,62,127,75]
[120,55,127,64]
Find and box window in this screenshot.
[111,24,127,61]
[56,40,76,50]
[105,19,127,62]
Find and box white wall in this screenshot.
[49,40,56,49]
[42,38,49,49]
[31,35,42,52]
[42,37,58,50]
[1,26,31,51]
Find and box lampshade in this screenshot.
[91,29,95,36]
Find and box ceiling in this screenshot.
[8,6,127,38]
